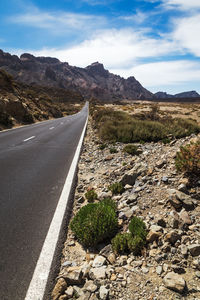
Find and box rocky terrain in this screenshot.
[52,112,200,300]
[0,69,83,130]
[0,49,153,101]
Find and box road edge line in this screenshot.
[25,113,88,300]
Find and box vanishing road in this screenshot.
[0,102,88,299]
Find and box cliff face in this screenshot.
[0,49,153,101]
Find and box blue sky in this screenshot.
[0,0,200,94]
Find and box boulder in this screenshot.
[163,272,186,293]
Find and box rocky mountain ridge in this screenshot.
[0,49,153,101]
[155,91,200,99]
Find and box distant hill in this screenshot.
[155,90,200,99]
[0,49,153,101]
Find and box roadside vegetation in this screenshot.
[175,141,200,183]
[91,104,200,144]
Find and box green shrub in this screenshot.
[108,182,125,195]
[100,197,117,211]
[110,147,118,154]
[175,141,200,177]
[123,144,141,155]
[111,233,130,254]
[70,199,118,248]
[127,235,145,255]
[99,143,107,150]
[85,189,98,202]
[129,216,147,240]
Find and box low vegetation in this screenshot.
[175,141,200,180]
[112,216,147,255]
[123,144,141,156]
[108,182,125,195]
[85,189,98,202]
[70,199,118,248]
[91,106,200,144]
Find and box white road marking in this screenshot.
[49,127,55,130]
[23,136,35,142]
[25,114,88,300]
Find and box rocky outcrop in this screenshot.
[155,90,200,100]
[0,49,153,101]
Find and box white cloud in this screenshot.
[162,0,200,10]
[172,14,200,56]
[120,11,148,24]
[8,8,106,34]
[29,28,179,69]
[111,60,200,89]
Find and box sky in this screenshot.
[0,0,200,94]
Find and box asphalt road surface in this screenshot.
[0,103,88,299]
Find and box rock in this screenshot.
[59,295,67,300]
[180,244,188,256]
[179,209,192,225]
[126,193,138,204]
[146,231,161,243]
[84,280,98,293]
[188,244,200,256]
[156,265,163,275]
[175,191,196,211]
[52,278,67,300]
[65,286,74,299]
[120,163,147,186]
[99,244,112,258]
[165,231,181,245]
[157,218,166,228]
[107,253,116,265]
[92,255,106,268]
[89,267,107,280]
[171,265,186,274]
[163,272,186,293]
[110,273,117,281]
[150,225,163,232]
[141,267,149,274]
[99,191,112,200]
[63,268,84,285]
[99,286,109,300]
[62,261,77,268]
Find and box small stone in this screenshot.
[62,261,77,268]
[107,253,116,265]
[89,267,107,280]
[65,286,74,299]
[165,231,181,245]
[162,176,168,183]
[84,280,98,293]
[195,271,200,278]
[110,273,117,281]
[179,209,192,225]
[171,265,186,274]
[141,267,149,274]
[68,240,75,246]
[156,265,163,275]
[146,231,161,243]
[52,278,67,300]
[92,255,106,268]
[188,244,200,256]
[163,272,186,293]
[180,244,188,256]
[157,218,166,228]
[59,295,67,300]
[99,286,109,300]
[63,268,84,285]
[150,225,163,232]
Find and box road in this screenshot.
[0,103,88,300]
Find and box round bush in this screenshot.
[70,200,118,248]
[129,216,147,240]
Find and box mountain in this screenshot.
[155,90,200,99]
[0,69,83,130]
[0,49,153,101]
[174,91,200,98]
